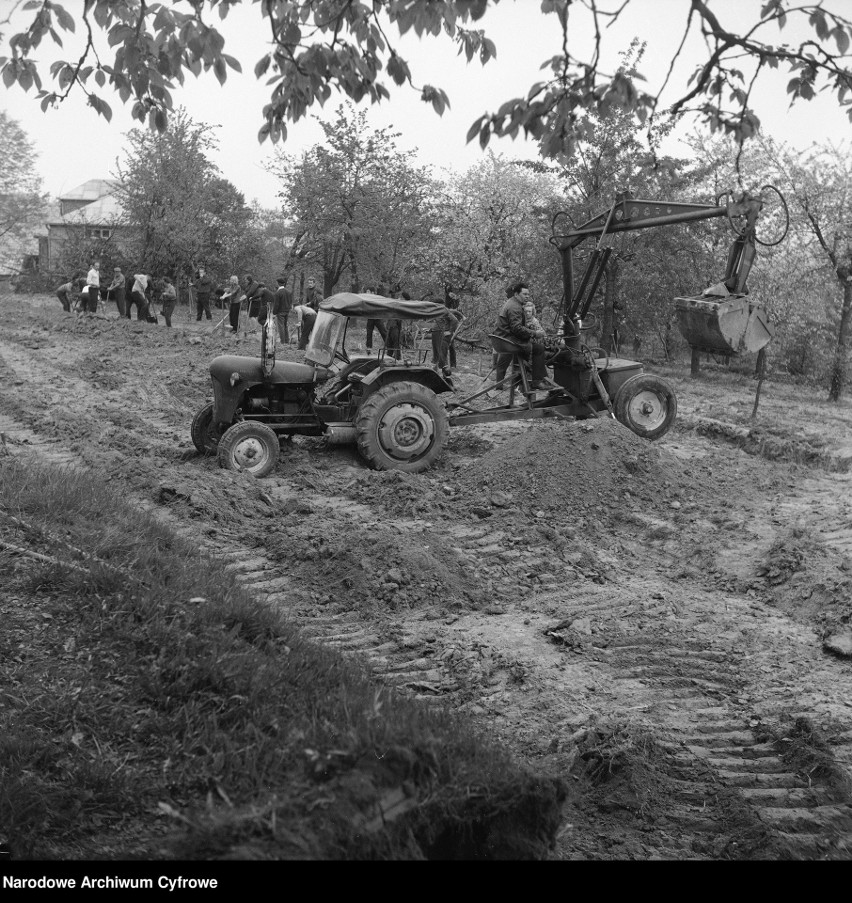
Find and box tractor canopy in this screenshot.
[307,293,454,367]
[319,292,450,321]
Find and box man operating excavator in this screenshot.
[492,281,556,393]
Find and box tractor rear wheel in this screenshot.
[614,374,677,441]
[355,380,448,473]
[191,403,223,455]
[217,421,280,477]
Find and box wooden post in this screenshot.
[690,347,701,378]
[751,349,767,420]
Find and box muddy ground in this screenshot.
[2,295,852,860]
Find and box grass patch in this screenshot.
[0,459,564,860]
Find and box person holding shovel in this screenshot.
[192,267,214,321]
[55,276,81,312]
[130,273,152,322]
[160,276,177,327]
[223,276,243,332]
[82,260,101,314]
[107,267,126,317]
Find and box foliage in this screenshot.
[2,1,852,158]
[112,108,254,284]
[271,104,435,295]
[0,111,46,275]
[423,153,564,334]
[53,225,133,284]
[763,139,852,399]
[543,44,700,353]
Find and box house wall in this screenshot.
[45,224,136,272]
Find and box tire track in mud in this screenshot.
[202,524,852,859]
[773,473,852,559]
[555,585,852,859]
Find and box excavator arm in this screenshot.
[550,189,777,359]
[551,190,762,324]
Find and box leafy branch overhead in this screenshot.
[1,0,851,156]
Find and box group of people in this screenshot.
[218,274,324,349]
[56,264,548,391]
[55,263,325,340]
[56,261,180,326]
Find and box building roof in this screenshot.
[59,178,118,203]
[59,193,124,225]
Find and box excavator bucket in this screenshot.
[674,294,775,356]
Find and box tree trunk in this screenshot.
[348,251,359,293]
[828,272,852,402]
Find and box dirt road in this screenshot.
[2,296,851,859]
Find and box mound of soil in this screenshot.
[456,418,703,520]
[263,516,478,613]
[758,529,852,643]
[346,470,447,518]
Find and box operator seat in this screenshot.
[488,334,537,408]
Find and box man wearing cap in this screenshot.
[107,267,126,317]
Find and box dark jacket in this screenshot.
[303,287,322,312]
[194,275,215,296]
[245,281,275,320]
[274,285,293,316]
[494,295,536,343]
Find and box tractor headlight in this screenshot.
[229,372,241,387]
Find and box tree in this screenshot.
[425,153,563,332]
[766,141,852,400]
[271,105,434,295]
[0,111,46,275]
[547,45,671,353]
[113,108,253,284]
[2,1,852,158]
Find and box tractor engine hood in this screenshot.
[210,354,323,386]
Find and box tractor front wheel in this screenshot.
[355,381,448,473]
[217,421,280,477]
[614,374,677,441]
[191,403,223,455]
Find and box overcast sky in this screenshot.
[2,0,851,206]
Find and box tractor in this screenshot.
[192,293,456,476]
[192,187,787,476]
